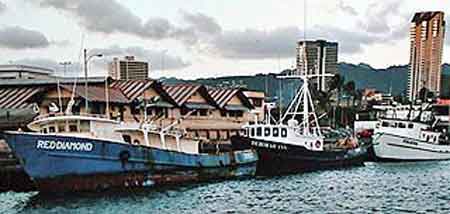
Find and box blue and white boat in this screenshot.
[0,113,257,193]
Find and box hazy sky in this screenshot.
[0,0,449,79]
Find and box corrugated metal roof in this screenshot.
[209,88,240,108]
[111,80,155,100]
[0,87,43,109]
[60,85,130,104]
[209,88,254,110]
[163,84,203,106]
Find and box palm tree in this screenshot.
[343,81,356,107]
[328,74,345,107]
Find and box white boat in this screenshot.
[372,115,450,161]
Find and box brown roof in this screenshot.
[162,84,209,106]
[110,80,155,100]
[208,88,253,109]
[0,87,43,109]
[60,85,130,104]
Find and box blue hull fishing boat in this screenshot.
[0,114,257,193]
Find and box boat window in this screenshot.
[133,139,140,145]
[57,123,66,132]
[408,123,414,129]
[79,121,90,132]
[122,135,132,144]
[42,127,48,134]
[281,128,287,138]
[264,127,270,137]
[273,128,279,137]
[398,123,406,128]
[48,126,56,133]
[251,128,255,137]
[69,124,78,132]
[243,128,247,136]
[382,121,389,127]
[390,123,397,128]
[256,127,262,136]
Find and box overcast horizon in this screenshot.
[0,0,449,79]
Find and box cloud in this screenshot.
[89,46,191,70]
[337,0,358,16]
[37,0,221,45]
[208,25,380,59]
[446,19,450,46]
[0,26,50,49]
[181,11,222,35]
[210,27,299,59]
[357,1,404,35]
[0,1,6,14]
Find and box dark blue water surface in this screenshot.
[2,162,450,214]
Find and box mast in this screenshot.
[84,49,89,113]
[105,76,110,119]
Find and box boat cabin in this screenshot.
[376,119,443,144]
[28,115,122,140]
[243,123,324,151]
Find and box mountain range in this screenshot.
[160,62,450,100]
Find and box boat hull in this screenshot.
[372,133,450,162]
[0,132,257,193]
[231,136,367,175]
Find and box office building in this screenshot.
[296,40,338,91]
[108,56,149,80]
[0,64,53,80]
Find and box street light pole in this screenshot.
[59,61,72,77]
[83,49,103,114]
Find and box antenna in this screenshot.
[304,0,307,41]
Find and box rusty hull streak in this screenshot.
[36,164,256,193]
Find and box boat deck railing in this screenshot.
[34,112,110,121]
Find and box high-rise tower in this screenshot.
[408,11,446,100]
[296,40,338,92]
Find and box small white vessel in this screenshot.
[372,108,450,161]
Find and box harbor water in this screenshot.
[2,162,450,214]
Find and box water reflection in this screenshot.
[2,162,450,213]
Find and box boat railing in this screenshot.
[34,112,110,121]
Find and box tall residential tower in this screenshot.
[408,11,446,100]
[296,40,338,92]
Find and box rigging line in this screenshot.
[72,32,86,102]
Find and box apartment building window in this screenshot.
[131,106,140,115]
[229,110,243,118]
[199,109,208,116]
[181,108,190,116]
[253,99,263,107]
